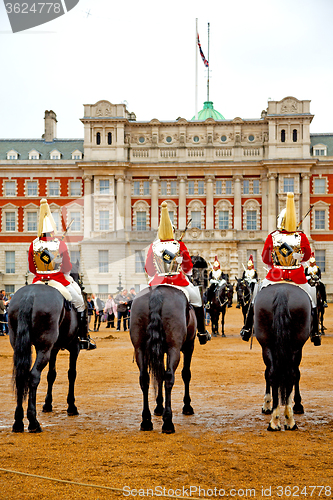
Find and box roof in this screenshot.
[191,101,225,121]
[310,134,333,156]
[0,139,83,160]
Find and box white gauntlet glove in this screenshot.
[176,256,183,264]
[293,252,303,260]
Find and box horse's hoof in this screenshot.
[12,422,24,433]
[140,421,153,431]
[267,424,281,431]
[262,408,272,415]
[42,405,53,413]
[293,404,304,415]
[28,423,42,433]
[162,425,175,434]
[154,406,164,417]
[67,409,79,416]
[285,424,298,431]
[222,333,226,338]
[182,405,194,415]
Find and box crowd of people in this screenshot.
[87,288,137,332]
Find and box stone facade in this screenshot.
[0,98,332,299]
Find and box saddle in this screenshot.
[155,283,190,302]
[33,279,72,302]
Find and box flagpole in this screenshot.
[207,22,210,102]
[195,18,198,120]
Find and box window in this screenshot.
[70,181,81,197]
[139,137,145,143]
[198,180,204,195]
[99,211,109,231]
[281,129,286,142]
[161,181,167,195]
[314,210,325,230]
[135,250,145,273]
[98,250,109,273]
[253,179,260,194]
[143,181,150,195]
[98,284,108,294]
[314,178,326,194]
[243,180,250,194]
[5,212,15,231]
[5,181,15,196]
[191,211,201,229]
[315,250,326,272]
[5,285,14,294]
[246,210,257,230]
[221,135,227,142]
[193,136,199,143]
[107,132,112,145]
[170,181,177,195]
[283,178,294,193]
[27,212,37,232]
[166,136,172,143]
[96,132,101,145]
[27,181,38,196]
[293,129,297,142]
[51,211,60,231]
[226,180,232,195]
[49,181,60,196]
[218,210,229,230]
[70,212,81,231]
[188,181,195,195]
[249,135,255,142]
[216,180,222,195]
[314,148,326,156]
[168,211,174,225]
[70,250,80,265]
[100,179,110,194]
[5,251,15,274]
[133,181,140,196]
[136,211,147,231]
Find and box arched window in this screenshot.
[96,132,101,145]
[281,129,286,143]
[292,129,297,142]
[108,132,112,145]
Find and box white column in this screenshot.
[261,173,268,231]
[115,175,125,231]
[83,174,93,239]
[233,175,242,230]
[150,175,159,231]
[178,175,187,229]
[301,173,311,235]
[268,173,277,233]
[205,175,214,229]
[124,176,132,231]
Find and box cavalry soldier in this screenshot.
[240,193,321,346]
[207,256,233,307]
[28,198,96,350]
[305,252,328,308]
[145,201,211,345]
[236,255,258,308]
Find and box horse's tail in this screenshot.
[146,287,165,387]
[12,293,34,400]
[272,288,293,405]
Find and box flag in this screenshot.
[197,33,209,68]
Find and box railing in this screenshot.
[132,150,149,158]
[160,149,177,158]
[243,148,261,156]
[215,149,232,157]
[187,149,205,157]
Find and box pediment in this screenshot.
[232,117,244,124]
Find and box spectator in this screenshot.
[104,294,117,328]
[87,296,94,331]
[94,296,105,332]
[1,290,8,334]
[0,294,6,336]
[115,289,130,331]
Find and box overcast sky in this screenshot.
[0,0,332,139]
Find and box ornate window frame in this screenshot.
[2,203,18,233]
[6,149,18,160]
[3,179,17,197]
[242,199,261,231]
[132,200,150,230]
[187,199,205,229]
[67,202,83,233]
[311,200,330,232]
[215,199,232,229]
[23,203,39,233]
[312,143,327,157]
[313,176,327,195]
[25,179,39,197]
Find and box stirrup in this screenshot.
[80,336,97,350]
[197,331,211,345]
[240,328,252,342]
[324,302,328,308]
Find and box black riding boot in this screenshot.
[78,311,97,350]
[311,308,321,346]
[240,303,254,341]
[193,306,211,345]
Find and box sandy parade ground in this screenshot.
[0,304,333,500]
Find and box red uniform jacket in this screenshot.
[145,240,193,286]
[262,231,311,284]
[28,237,72,286]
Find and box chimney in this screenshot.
[43,110,57,142]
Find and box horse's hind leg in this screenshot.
[28,350,52,433]
[293,352,304,414]
[67,346,80,416]
[43,349,58,413]
[137,349,153,431]
[154,381,164,416]
[284,393,298,430]
[182,343,194,416]
[162,350,180,434]
[262,349,272,414]
[12,390,25,433]
[221,308,226,337]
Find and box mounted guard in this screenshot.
[240,192,321,346]
[28,198,96,350]
[236,255,258,308]
[145,201,211,345]
[305,252,328,308]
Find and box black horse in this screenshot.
[235,277,252,323]
[130,285,196,433]
[254,283,311,431]
[308,276,326,335]
[8,265,82,433]
[204,281,228,337]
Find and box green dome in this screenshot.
[191,101,225,121]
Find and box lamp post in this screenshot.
[25,272,29,286]
[117,273,123,292]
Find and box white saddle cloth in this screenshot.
[33,279,72,302]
